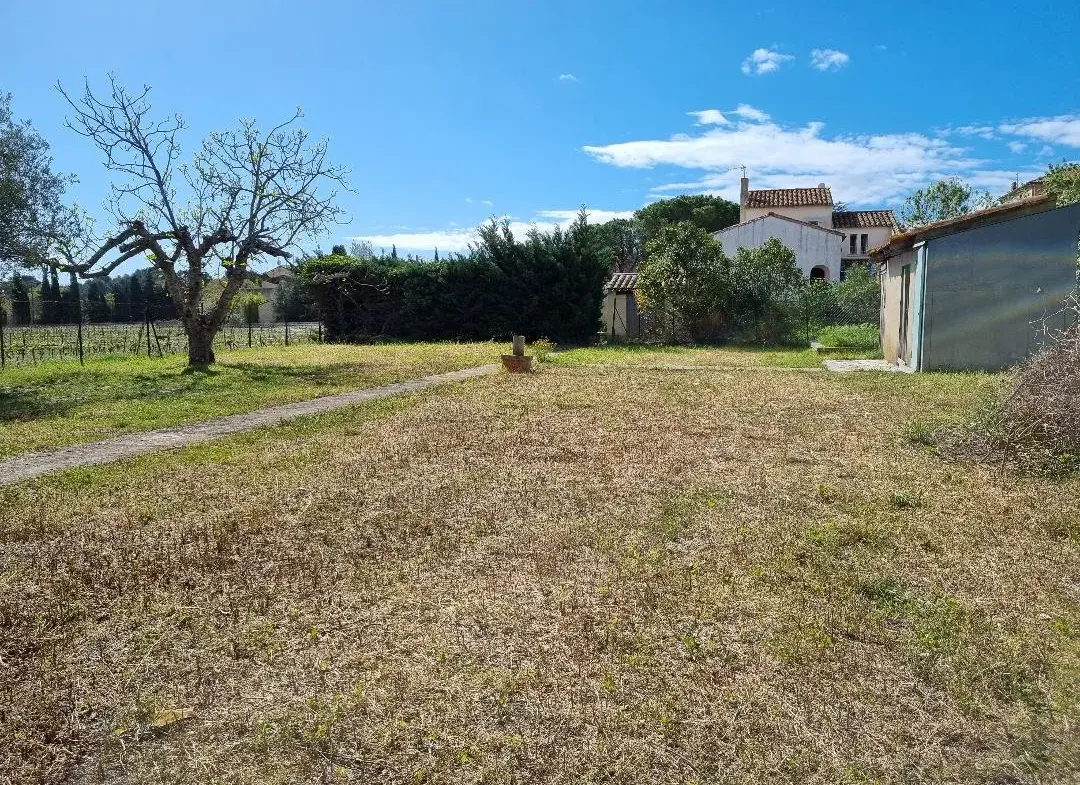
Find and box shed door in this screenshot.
[899,264,912,363]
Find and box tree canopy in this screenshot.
[638,223,727,339]
[1044,163,1080,206]
[0,93,75,271]
[634,194,740,241]
[898,178,995,229]
[49,75,347,366]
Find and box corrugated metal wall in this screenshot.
[921,203,1080,371]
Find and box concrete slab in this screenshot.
[824,359,915,373]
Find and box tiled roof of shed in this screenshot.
[745,187,833,208]
[831,210,898,230]
[606,272,639,292]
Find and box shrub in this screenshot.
[301,213,608,345]
[941,323,1080,475]
[725,238,806,345]
[638,224,727,341]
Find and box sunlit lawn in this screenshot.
[3,350,1076,783]
[551,343,879,368]
[0,342,505,457]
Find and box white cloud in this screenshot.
[1007,141,1028,154]
[740,48,793,76]
[558,73,577,82]
[875,44,888,51]
[1000,114,1080,147]
[464,197,474,204]
[482,199,494,207]
[689,110,730,126]
[349,208,634,254]
[535,208,635,223]
[949,124,996,140]
[733,104,770,122]
[582,109,996,206]
[810,49,850,71]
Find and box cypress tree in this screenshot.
[85,279,111,322]
[127,275,144,321]
[11,275,31,325]
[66,272,82,323]
[48,268,62,323]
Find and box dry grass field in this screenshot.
[2,348,1078,783]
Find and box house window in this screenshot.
[860,234,868,254]
[849,234,857,255]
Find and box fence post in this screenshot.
[318,320,323,343]
[248,309,253,348]
[145,307,152,357]
[284,316,289,346]
[0,315,5,370]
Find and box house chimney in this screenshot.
[739,174,749,222]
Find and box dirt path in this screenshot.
[0,364,499,487]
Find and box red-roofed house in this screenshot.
[726,175,898,280]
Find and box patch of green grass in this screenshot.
[0,341,504,457]
[816,323,880,350]
[552,344,827,368]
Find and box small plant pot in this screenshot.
[501,354,534,373]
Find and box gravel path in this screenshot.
[0,364,500,487]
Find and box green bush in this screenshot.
[724,238,806,345]
[816,323,880,349]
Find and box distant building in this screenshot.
[730,176,898,280]
[1000,176,1048,205]
[870,195,1080,371]
[714,213,843,281]
[601,272,639,338]
[255,265,296,323]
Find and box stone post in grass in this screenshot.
[501,334,534,373]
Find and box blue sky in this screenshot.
[4,0,1080,260]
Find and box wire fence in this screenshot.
[0,301,322,369]
[608,284,881,345]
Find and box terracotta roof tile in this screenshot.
[606,272,638,292]
[745,187,832,208]
[831,210,898,229]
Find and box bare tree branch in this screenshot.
[49,76,350,365]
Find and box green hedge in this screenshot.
[300,217,609,344]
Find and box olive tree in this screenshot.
[50,76,348,366]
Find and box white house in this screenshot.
[730,176,898,279]
[255,264,296,323]
[714,212,843,280]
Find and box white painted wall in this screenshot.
[742,204,833,227]
[838,225,892,258]
[714,215,843,281]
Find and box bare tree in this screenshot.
[49,75,348,366]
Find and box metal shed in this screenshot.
[872,197,1080,371]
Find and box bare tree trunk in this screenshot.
[186,320,216,367]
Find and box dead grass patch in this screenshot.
[1,360,1078,783]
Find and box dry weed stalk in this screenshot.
[944,295,1080,474]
